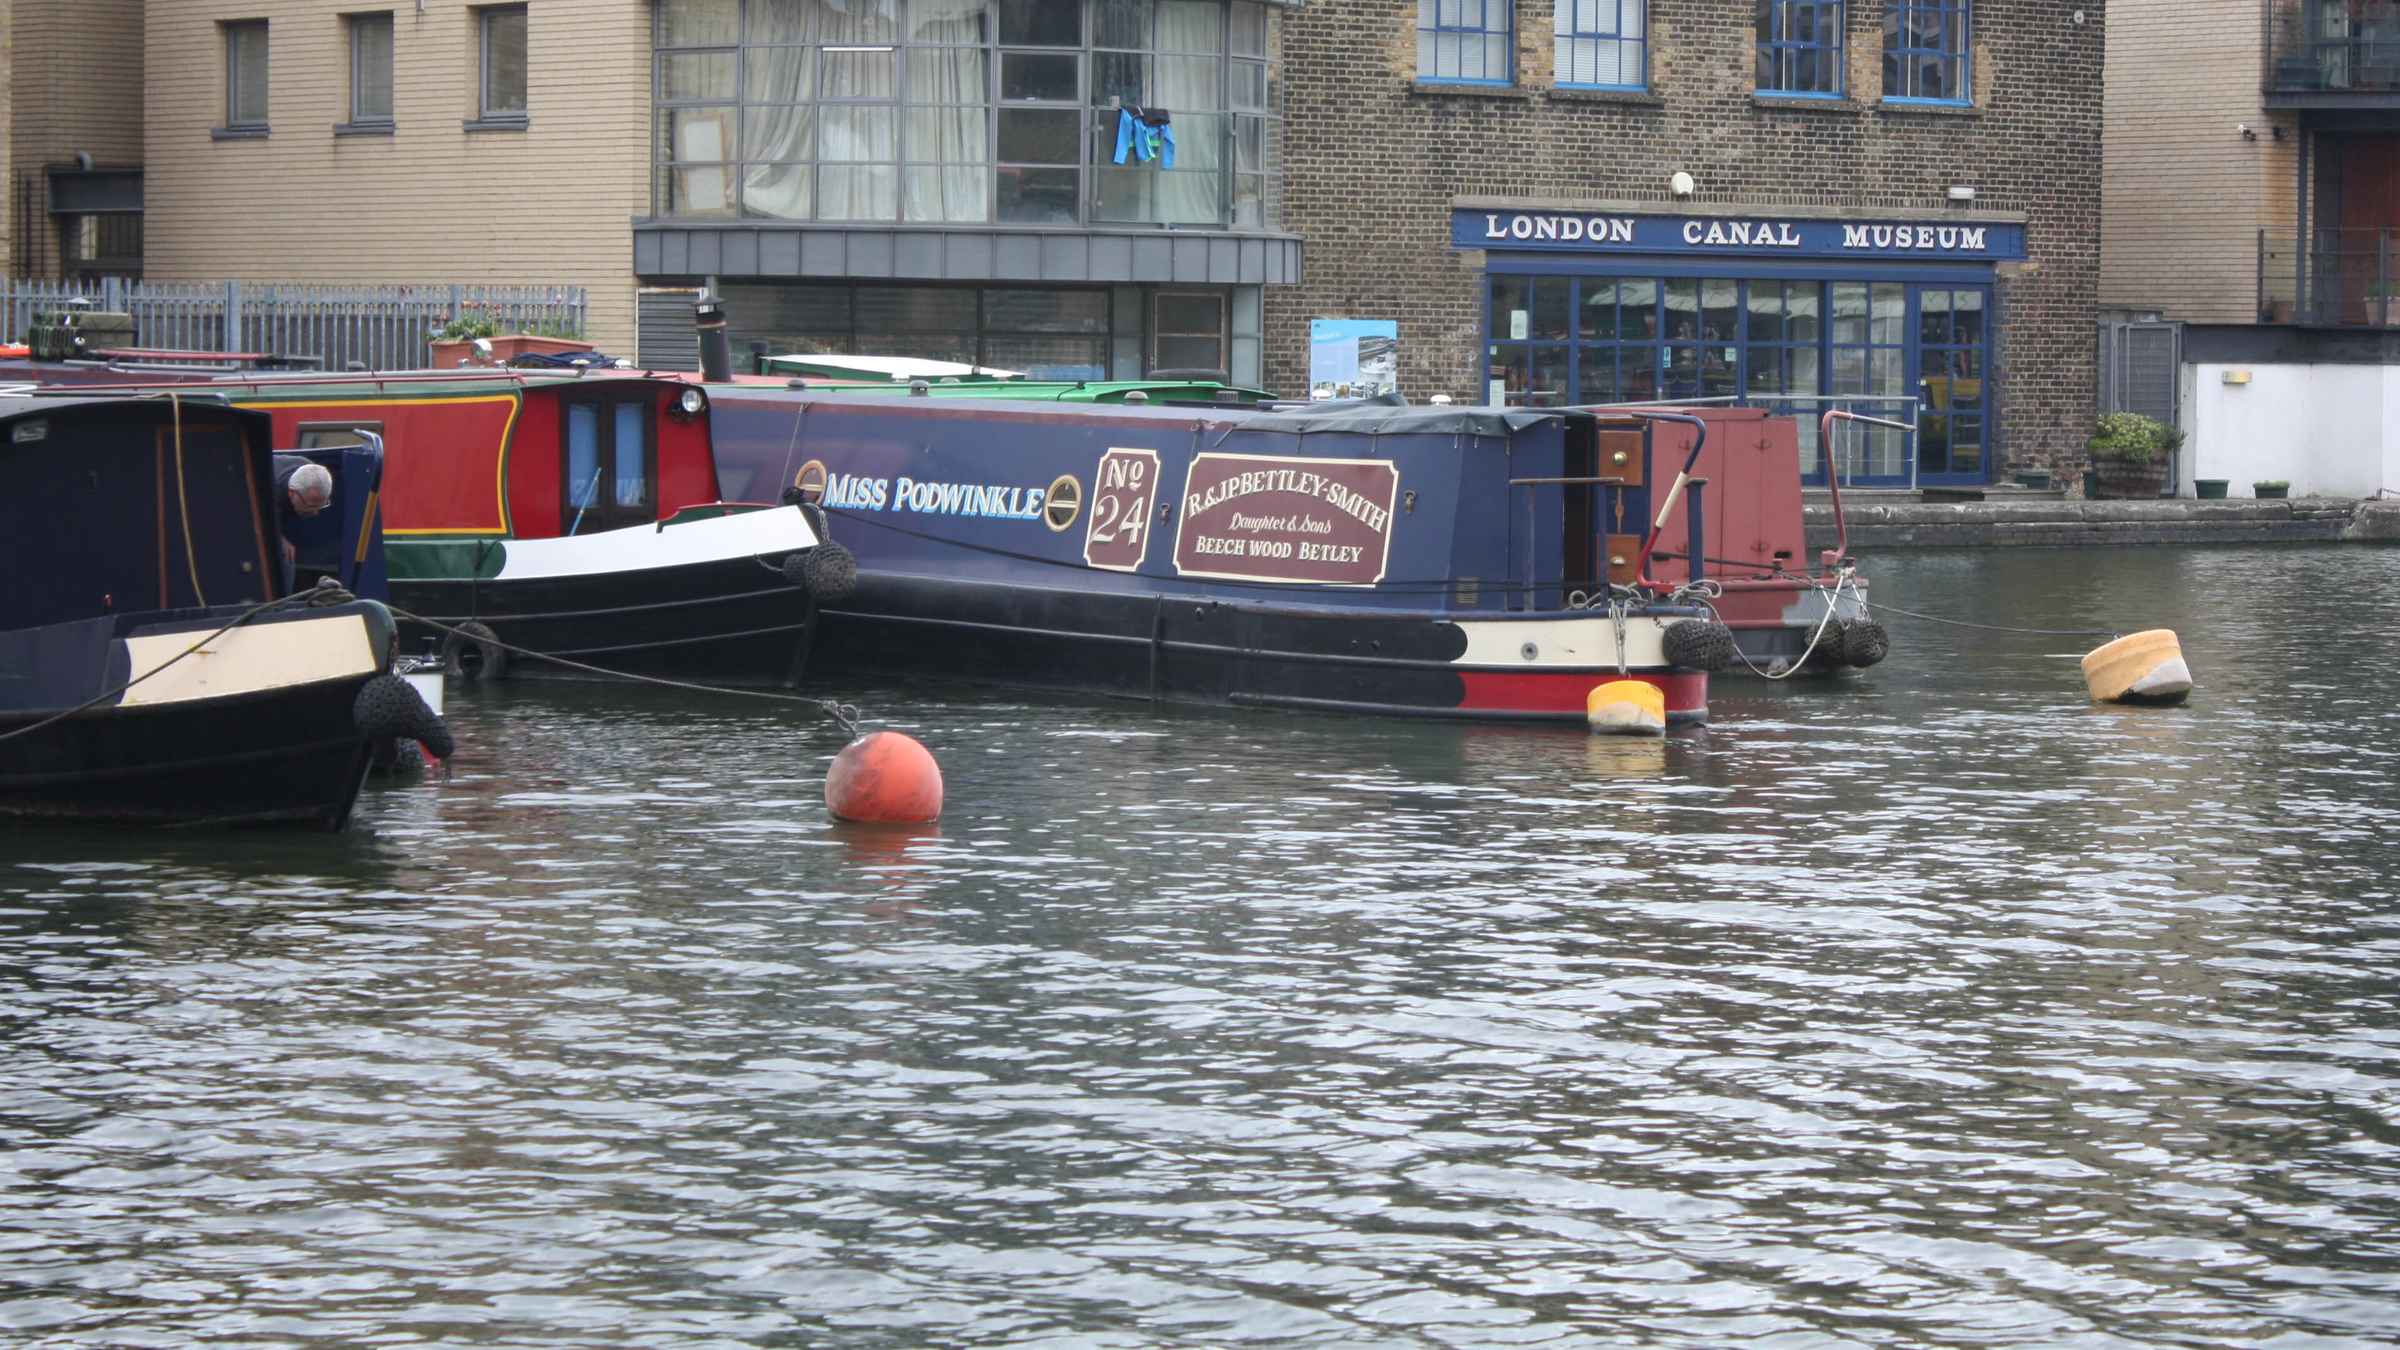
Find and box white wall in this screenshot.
[2184,362,2398,497]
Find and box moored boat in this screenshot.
[10,370,827,686]
[707,391,1727,723]
[0,395,403,829]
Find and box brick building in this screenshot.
[1265,0,2105,488]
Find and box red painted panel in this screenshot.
[247,394,519,534]
[657,394,719,514]
[1456,669,1707,720]
[508,393,562,539]
[1640,407,1805,587]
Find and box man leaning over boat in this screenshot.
[272,455,334,592]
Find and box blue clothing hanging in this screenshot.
[1111,106,1176,169]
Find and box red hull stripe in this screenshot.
[1457,670,1708,720]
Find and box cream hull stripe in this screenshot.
[494,508,820,582]
[119,613,379,708]
[1454,615,1673,668]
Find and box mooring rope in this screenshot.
[0,590,309,746]
[384,603,864,736]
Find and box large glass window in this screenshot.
[1417,0,1513,85]
[1756,0,1843,96]
[1883,0,1968,103]
[1489,274,1993,484]
[1555,0,1644,91]
[1828,281,1908,476]
[654,0,1281,229]
[224,20,270,129]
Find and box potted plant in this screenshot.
[2253,479,2290,499]
[428,313,497,368]
[429,313,592,368]
[2086,411,2183,499]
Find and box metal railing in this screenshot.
[2258,227,2400,325]
[0,278,586,370]
[2265,0,2400,94]
[1585,392,1927,488]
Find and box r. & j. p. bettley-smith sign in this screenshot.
[1451,209,2027,261]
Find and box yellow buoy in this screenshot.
[2080,629,2192,706]
[1586,679,1667,736]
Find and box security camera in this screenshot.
[1669,170,1696,197]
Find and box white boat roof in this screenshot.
[763,354,1026,382]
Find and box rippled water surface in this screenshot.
[5,546,2399,1348]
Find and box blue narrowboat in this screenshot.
[707,391,1729,724]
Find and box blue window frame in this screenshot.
[1417,0,1514,85]
[1756,0,1844,97]
[1555,0,1645,91]
[1883,0,1969,103]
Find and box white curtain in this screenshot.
[904,1,991,225]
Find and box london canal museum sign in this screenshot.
[1452,209,2027,262]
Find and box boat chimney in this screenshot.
[694,291,733,383]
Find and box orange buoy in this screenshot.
[825,731,944,823]
[2080,629,2192,706]
[1586,678,1667,736]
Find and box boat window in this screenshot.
[566,404,602,531]
[296,421,383,449]
[614,403,650,509]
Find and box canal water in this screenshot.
[3,545,2397,1347]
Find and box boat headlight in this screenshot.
[677,386,707,417]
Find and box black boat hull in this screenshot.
[0,604,395,830]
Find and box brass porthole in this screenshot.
[1044,473,1082,532]
[791,458,827,504]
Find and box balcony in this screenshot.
[2259,227,2400,324]
[2266,0,2400,104]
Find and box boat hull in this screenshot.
[387,506,820,685]
[806,572,1708,723]
[0,603,394,830]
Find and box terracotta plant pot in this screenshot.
[2091,460,2167,499]
[427,334,592,370]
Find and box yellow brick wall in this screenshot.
[145,1,649,351]
[10,1,146,276]
[2100,0,2295,323]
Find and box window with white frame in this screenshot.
[1555,0,1644,90]
[1756,0,1843,97]
[480,5,529,119]
[224,20,270,128]
[350,12,395,125]
[1417,0,1512,85]
[1883,0,1968,102]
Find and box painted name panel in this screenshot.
[1172,453,1399,586]
[1085,447,1159,572]
[1451,210,2027,261]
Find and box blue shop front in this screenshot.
[1456,205,2029,488]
